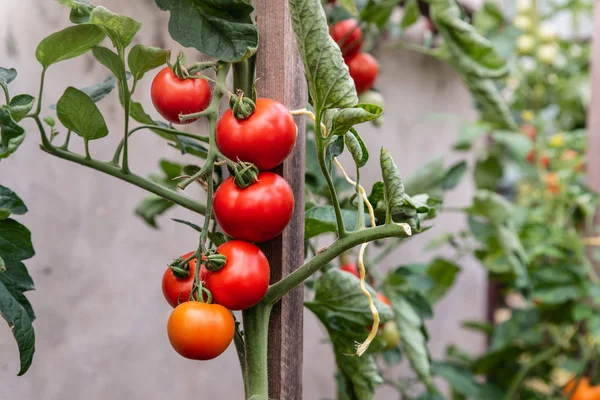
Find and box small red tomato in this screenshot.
[330,19,363,58]
[377,292,392,306]
[216,98,297,171]
[213,172,294,243]
[346,53,379,94]
[520,124,537,141]
[340,263,360,278]
[526,151,550,168]
[202,241,270,310]
[162,252,197,308]
[167,301,234,360]
[151,67,211,124]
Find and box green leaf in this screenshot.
[361,0,397,30]
[305,206,371,239]
[0,280,35,375]
[6,95,34,123]
[89,6,141,50]
[155,0,258,63]
[92,46,127,82]
[533,286,583,305]
[454,123,488,151]
[468,190,513,226]
[0,209,10,220]
[135,196,174,229]
[401,0,420,29]
[328,104,383,137]
[0,68,17,86]
[81,76,119,103]
[345,128,369,167]
[43,116,55,127]
[464,77,518,131]
[384,279,435,391]
[474,154,502,191]
[57,0,94,24]
[306,269,394,400]
[338,0,359,16]
[442,160,467,190]
[0,108,25,159]
[128,45,170,82]
[35,25,105,68]
[289,0,358,111]
[404,157,445,197]
[0,186,27,215]
[433,362,503,400]
[492,131,532,160]
[0,260,35,320]
[431,0,507,79]
[56,87,108,141]
[380,147,412,224]
[426,258,461,303]
[0,218,34,262]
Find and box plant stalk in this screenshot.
[242,303,272,399]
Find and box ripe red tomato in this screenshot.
[151,67,211,124]
[563,378,600,400]
[162,251,197,308]
[340,263,360,278]
[330,19,363,58]
[202,240,270,310]
[213,172,294,243]
[216,98,297,171]
[167,301,234,360]
[346,53,379,94]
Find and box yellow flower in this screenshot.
[549,133,564,147]
[521,110,535,122]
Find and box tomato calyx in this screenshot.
[169,256,193,278]
[232,160,259,188]
[229,89,256,120]
[167,51,217,79]
[204,250,227,272]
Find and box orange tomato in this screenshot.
[543,172,560,194]
[563,378,600,400]
[377,292,392,306]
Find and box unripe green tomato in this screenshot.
[537,23,557,43]
[381,322,400,350]
[358,90,384,108]
[537,44,558,65]
[516,35,536,55]
[516,0,533,15]
[513,15,533,32]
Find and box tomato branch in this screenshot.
[263,223,412,305]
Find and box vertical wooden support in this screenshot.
[586,1,600,196]
[254,1,307,398]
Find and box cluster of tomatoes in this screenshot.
[151,65,297,360]
[330,18,379,94]
[513,0,559,66]
[339,262,400,350]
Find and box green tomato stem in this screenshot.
[242,303,272,399]
[38,140,207,216]
[233,322,249,396]
[60,130,72,150]
[118,48,132,174]
[34,68,46,116]
[1,82,9,104]
[264,223,412,305]
[232,55,257,101]
[111,124,209,165]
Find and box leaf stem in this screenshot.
[34,68,46,116]
[504,345,561,400]
[60,130,72,150]
[1,82,9,104]
[84,138,91,159]
[118,48,132,173]
[264,223,412,305]
[38,143,207,215]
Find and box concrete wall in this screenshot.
[0,1,486,399]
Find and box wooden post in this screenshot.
[586,1,600,196]
[254,1,307,398]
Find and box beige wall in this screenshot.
[0,1,486,399]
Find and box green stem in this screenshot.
[60,130,72,150]
[1,83,9,104]
[35,68,46,116]
[84,138,91,159]
[316,123,347,237]
[234,322,248,396]
[264,223,412,304]
[504,345,561,400]
[111,124,209,165]
[232,55,257,100]
[38,143,207,215]
[198,162,215,254]
[118,48,132,173]
[242,303,272,399]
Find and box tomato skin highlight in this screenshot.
[202,240,270,310]
[213,172,295,243]
[167,302,234,360]
[216,99,297,171]
[330,19,363,58]
[346,53,379,94]
[151,67,211,124]
[162,251,197,308]
[340,263,360,278]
